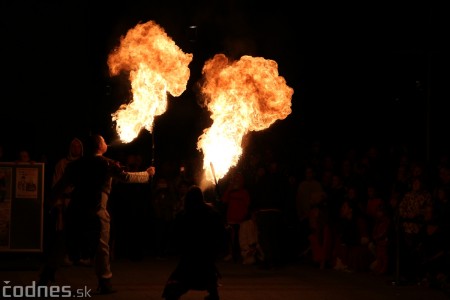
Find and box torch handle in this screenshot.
[149,127,155,187]
[210,162,221,202]
[151,130,155,167]
[210,162,218,186]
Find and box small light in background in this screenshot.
[188,25,197,42]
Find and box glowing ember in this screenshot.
[108,20,193,143]
[197,54,294,183]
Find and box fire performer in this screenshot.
[38,134,156,294]
[162,185,226,300]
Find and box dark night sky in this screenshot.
[1,1,449,165]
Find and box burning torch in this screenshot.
[106,19,193,177]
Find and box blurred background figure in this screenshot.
[15,148,34,163]
[221,171,251,263]
[239,210,263,265]
[39,137,85,287]
[52,138,85,266]
[151,177,179,259]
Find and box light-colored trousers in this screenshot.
[95,192,112,279]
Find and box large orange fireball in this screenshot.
[197,54,294,184]
[108,20,193,143]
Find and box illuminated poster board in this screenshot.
[0,162,44,252]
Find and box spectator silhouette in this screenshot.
[221,170,251,263]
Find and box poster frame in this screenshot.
[0,162,44,252]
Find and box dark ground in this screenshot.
[1,254,449,300]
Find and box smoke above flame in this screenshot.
[107,20,193,143]
[197,54,294,183]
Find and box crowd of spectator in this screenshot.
[1,137,449,290]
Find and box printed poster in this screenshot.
[15,167,38,199]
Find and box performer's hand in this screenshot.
[146,166,156,177]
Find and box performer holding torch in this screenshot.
[38,134,156,294]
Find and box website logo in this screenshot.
[1,281,92,298]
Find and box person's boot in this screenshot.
[96,277,116,294]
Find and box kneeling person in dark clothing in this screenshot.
[162,185,226,300]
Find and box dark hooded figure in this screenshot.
[162,185,226,300]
